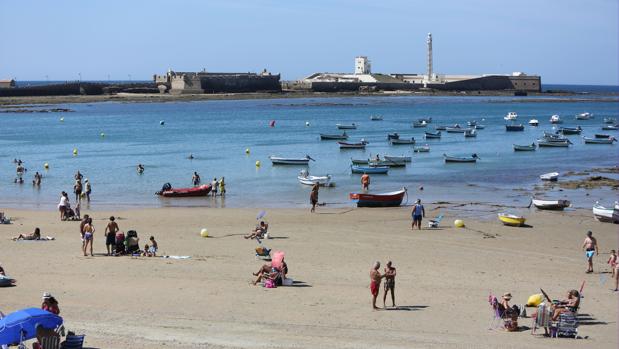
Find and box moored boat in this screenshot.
[505,124,525,132]
[529,119,539,126]
[602,124,619,130]
[351,158,369,165]
[592,201,619,223]
[269,155,314,165]
[338,140,368,149]
[575,112,593,120]
[157,184,212,197]
[603,117,617,124]
[550,115,562,124]
[540,172,559,181]
[498,213,526,226]
[320,132,348,140]
[349,188,406,207]
[445,125,466,133]
[387,132,400,140]
[369,159,407,167]
[474,124,486,130]
[390,138,415,145]
[467,120,477,127]
[298,170,333,187]
[504,112,518,121]
[537,140,571,147]
[532,198,571,210]
[412,121,428,128]
[370,115,383,121]
[413,145,431,152]
[424,131,442,139]
[435,125,447,131]
[383,155,412,162]
[351,165,389,174]
[464,129,477,137]
[558,126,582,135]
[417,117,432,124]
[513,143,536,151]
[336,123,357,130]
[443,153,479,163]
[583,136,616,144]
[595,134,611,139]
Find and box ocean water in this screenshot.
[1,96,618,210]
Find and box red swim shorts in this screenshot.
[370,281,378,296]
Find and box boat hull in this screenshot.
[270,156,311,165]
[532,199,571,210]
[320,134,348,140]
[350,189,406,207]
[593,205,618,223]
[298,175,332,187]
[351,166,389,174]
[424,131,441,139]
[498,213,526,226]
[505,125,525,132]
[338,141,367,149]
[383,155,411,162]
[390,139,415,145]
[513,144,536,151]
[159,184,212,198]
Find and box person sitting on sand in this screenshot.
[245,221,268,240]
[41,292,60,315]
[149,236,158,256]
[551,289,580,320]
[370,261,385,310]
[142,244,153,257]
[13,227,41,241]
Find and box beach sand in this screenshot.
[1,206,617,348]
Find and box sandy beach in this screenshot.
[1,205,617,348]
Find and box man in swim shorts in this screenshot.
[370,261,384,310]
[383,261,397,308]
[104,216,119,256]
[411,199,425,230]
[582,230,598,273]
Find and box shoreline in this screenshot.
[1,90,618,107]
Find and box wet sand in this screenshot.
[1,206,617,348]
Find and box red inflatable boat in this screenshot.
[158,184,212,197]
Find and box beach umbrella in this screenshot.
[0,308,63,345]
[256,210,266,220]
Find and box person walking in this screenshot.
[383,261,397,308]
[82,218,95,257]
[310,183,319,213]
[361,173,370,191]
[582,230,598,273]
[58,191,69,221]
[411,199,425,230]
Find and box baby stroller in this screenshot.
[64,205,78,221]
[115,231,126,255]
[126,230,140,254]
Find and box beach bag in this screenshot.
[264,278,275,288]
[527,293,543,307]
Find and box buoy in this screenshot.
[245,148,250,155]
[255,160,261,167]
[44,163,49,170]
[454,219,465,228]
[73,148,78,156]
[305,121,310,126]
[60,117,64,122]
[100,132,105,138]
[160,120,165,125]
[200,228,208,238]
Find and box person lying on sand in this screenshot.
[551,289,580,320]
[13,228,41,241]
[244,221,268,240]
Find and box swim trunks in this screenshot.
[384,278,395,290]
[585,250,595,259]
[106,234,115,246]
[84,232,93,240]
[370,281,379,296]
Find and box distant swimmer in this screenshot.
[188,154,195,160]
[137,164,145,174]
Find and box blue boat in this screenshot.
[351,165,389,174]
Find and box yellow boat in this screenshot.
[498,213,526,227]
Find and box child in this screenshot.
[149,236,158,256]
[608,250,617,278]
[74,202,81,221]
[142,244,152,257]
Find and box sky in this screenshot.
[1,0,618,85]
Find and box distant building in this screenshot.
[0,79,16,88]
[154,69,281,94]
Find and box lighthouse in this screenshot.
[425,33,433,86]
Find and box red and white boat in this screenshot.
[157,184,212,197]
[349,188,406,207]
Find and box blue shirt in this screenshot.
[412,204,424,216]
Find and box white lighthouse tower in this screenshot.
[354,56,371,75]
[424,33,434,86]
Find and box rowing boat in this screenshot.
[390,138,415,145]
[537,140,570,147]
[387,133,400,140]
[349,188,406,207]
[603,117,617,124]
[513,143,536,151]
[338,141,368,149]
[412,121,427,128]
[558,126,582,135]
[505,124,525,132]
[595,134,611,139]
[424,131,441,139]
[464,129,477,137]
[540,172,559,181]
[601,125,619,130]
[336,123,357,130]
[498,213,526,226]
[532,198,571,210]
[575,112,593,120]
[298,170,333,187]
[351,165,389,174]
[320,132,348,140]
[413,145,430,152]
[445,126,467,133]
[592,201,619,223]
[383,155,412,162]
[443,153,479,163]
[370,115,383,121]
[269,155,313,165]
[583,136,616,144]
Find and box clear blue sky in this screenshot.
[1,0,617,85]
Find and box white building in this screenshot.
[354,56,371,75]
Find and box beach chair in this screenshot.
[39,336,61,349]
[60,334,85,349]
[428,214,443,228]
[531,303,551,335]
[0,212,10,224]
[488,295,519,331]
[550,312,578,338]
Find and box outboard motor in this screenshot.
[156,182,172,195]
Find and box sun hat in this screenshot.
[42,292,52,299]
[502,292,512,300]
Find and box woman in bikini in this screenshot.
[83,218,95,256]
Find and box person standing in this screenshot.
[219,177,226,196]
[104,216,119,256]
[84,179,92,202]
[370,261,384,310]
[361,173,370,191]
[83,218,95,257]
[411,199,425,230]
[383,261,397,308]
[74,170,83,182]
[73,179,82,203]
[582,231,598,273]
[192,172,201,186]
[211,177,218,196]
[310,183,319,213]
[58,191,69,221]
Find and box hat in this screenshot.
[42,292,52,299]
[502,292,512,300]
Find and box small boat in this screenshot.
[413,145,430,152]
[351,158,369,165]
[157,184,212,197]
[337,123,357,130]
[558,126,582,135]
[537,140,570,147]
[595,134,611,138]
[602,124,619,130]
[446,125,466,133]
[603,117,617,124]
[390,138,415,145]
[474,125,486,130]
[583,136,616,144]
[575,112,593,120]
[369,159,407,167]
[464,129,477,137]
[349,188,407,207]
[370,115,383,121]
[443,153,479,163]
[467,120,477,127]
[505,124,525,132]
[424,131,442,139]
[549,115,562,124]
[532,198,571,210]
[498,213,526,227]
[504,112,518,121]
[529,119,539,126]
[383,155,412,162]
[320,132,348,140]
[417,117,432,124]
[338,140,368,149]
[540,172,559,181]
[387,132,400,140]
[412,121,428,128]
[435,125,447,131]
[269,155,314,165]
[542,132,571,142]
[351,165,389,174]
[298,170,333,187]
[513,143,536,151]
[592,201,619,223]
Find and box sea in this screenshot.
[1,90,618,211]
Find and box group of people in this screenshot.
[58,191,80,221]
[369,261,397,310]
[192,172,226,196]
[583,230,619,291]
[78,215,159,257]
[73,170,91,202]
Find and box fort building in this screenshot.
[154,69,281,94]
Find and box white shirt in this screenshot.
[59,196,68,207]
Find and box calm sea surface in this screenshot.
[1,95,618,210]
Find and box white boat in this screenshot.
[592,201,618,223]
[336,123,357,130]
[532,198,571,210]
[413,145,431,152]
[464,129,477,137]
[575,112,593,120]
[549,115,562,124]
[269,155,313,165]
[298,170,333,187]
[583,136,616,144]
[529,119,539,126]
[370,115,383,121]
[504,112,518,121]
[383,155,412,162]
[540,172,559,181]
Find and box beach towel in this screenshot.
[14,236,55,242]
[161,255,191,259]
[271,251,285,270]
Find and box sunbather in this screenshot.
[244,221,268,240]
[13,228,41,241]
[252,260,287,285]
[551,289,580,320]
